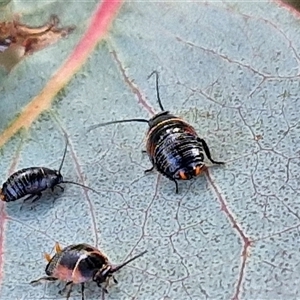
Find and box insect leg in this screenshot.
[81,283,85,300]
[197,138,225,165]
[30,276,57,284]
[144,166,154,173]
[112,276,118,284]
[23,193,42,203]
[59,281,73,296]
[164,174,179,193]
[53,185,64,192]
[65,284,73,300]
[173,179,179,194]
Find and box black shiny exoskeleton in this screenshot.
[30,242,147,299]
[88,71,224,193]
[0,138,99,203]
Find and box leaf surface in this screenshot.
[1,1,300,299]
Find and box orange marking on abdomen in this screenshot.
[179,171,188,180]
[0,191,5,202]
[194,165,203,176]
[52,264,74,282]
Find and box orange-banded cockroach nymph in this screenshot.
[88,71,224,193]
[30,242,147,299]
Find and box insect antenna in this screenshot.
[87,118,149,132]
[61,180,100,195]
[58,136,69,173]
[110,250,147,273]
[59,135,100,195]
[148,70,164,111]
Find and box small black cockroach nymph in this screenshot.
[0,138,99,203]
[30,242,147,300]
[88,71,224,193]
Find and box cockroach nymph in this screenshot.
[0,137,99,203]
[30,242,147,299]
[88,71,224,193]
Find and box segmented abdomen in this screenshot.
[0,167,50,202]
[146,119,205,179]
[46,244,107,284]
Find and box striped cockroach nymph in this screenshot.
[88,71,224,193]
[0,137,100,203]
[30,242,147,299]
